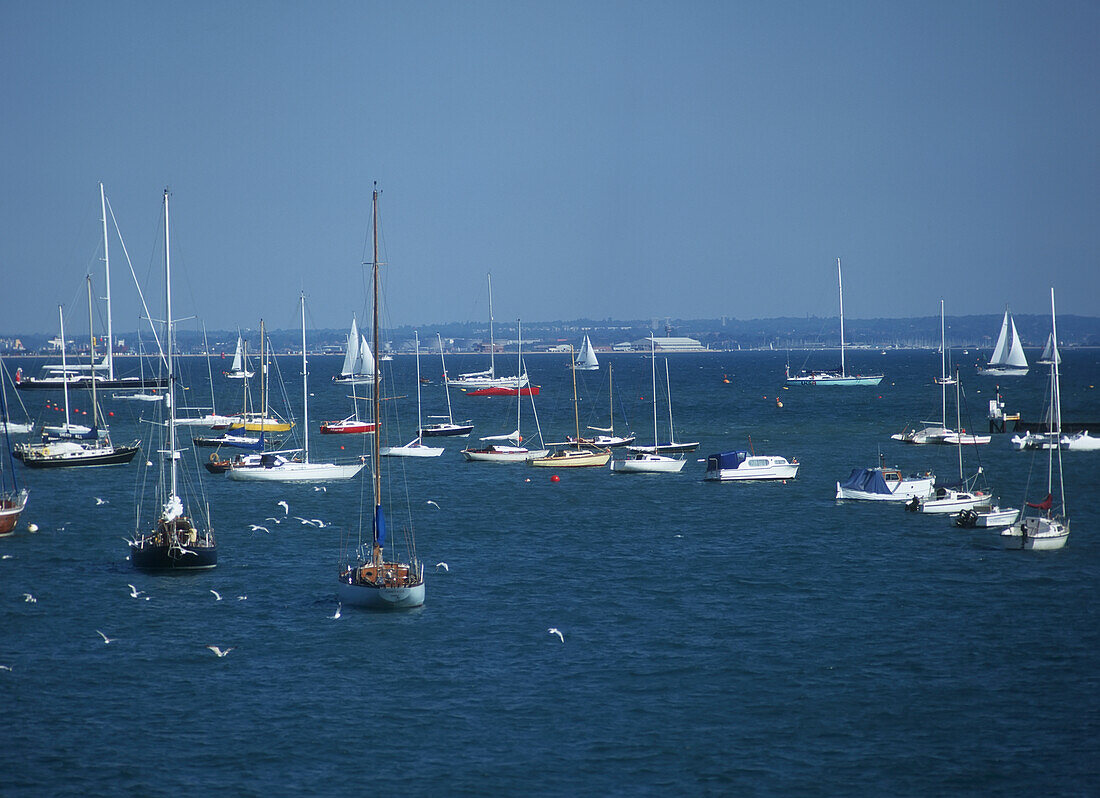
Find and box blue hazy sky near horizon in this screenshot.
[2,1,1098,336]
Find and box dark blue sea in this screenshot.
[3,348,1098,796]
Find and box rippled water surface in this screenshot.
[2,349,1098,795]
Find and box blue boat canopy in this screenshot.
[839,468,893,495]
[707,451,748,470]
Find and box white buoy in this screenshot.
[27,523,39,533]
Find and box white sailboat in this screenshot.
[978,307,1029,377]
[333,316,376,385]
[573,335,599,371]
[625,357,699,455]
[612,339,683,473]
[0,358,29,536]
[1002,289,1069,550]
[569,363,635,448]
[463,320,548,462]
[228,295,364,483]
[448,274,529,390]
[381,332,443,457]
[338,185,425,609]
[130,189,216,570]
[786,258,883,386]
[224,333,254,379]
[418,334,473,438]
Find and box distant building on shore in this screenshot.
[633,335,707,352]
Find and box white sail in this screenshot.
[989,310,1028,369]
[1039,332,1061,365]
[340,318,360,377]
[356,334,376,377]
[574,335,599,370]
[230,336,245,372]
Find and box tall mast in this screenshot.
[414,331,422,443]
[371,187,382,513]
[99,182,114,380]
[87,275,99,430]
[1051,287,1065,510]
[164,189,177,499]
[608,363,614,436]
[516,320,523,439]
[260,320,267,429]
[650,337,658,447]
[955,369,963,480]
[837,257,846,377]
[301,293,309,462]
[665,359,675,446]
[487,273,495,379]
[940,299,947,429]
[438,333,454,425]
[59,306,71,429]
[570,343,580,445]
[202,322,217,415]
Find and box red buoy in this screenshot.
[550,474,560,483]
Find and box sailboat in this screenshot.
[1001,289,1070,550]
[0,359,29,536]
[130,189,216,571]
[612,340,684,473]
[223,332,255,379]
[448,274,530,390]
[978,307,1029,377]
[530,346,611,468]
[625,358,699,455]
[175,323,237,426]
[574,335,599,371]
[418,333,473,438]
[226,322,294,432]
[906,370,993,514]
[568,364,635,448]
[463,320,548,462]
[15,284,140,469]
[338,185,425,609]
[786,258,883,386]
[381,332,443,457]
[0,359,33,435]
[332,316,376,385]
[228,295,364,482]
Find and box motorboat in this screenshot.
[704,451,799,481]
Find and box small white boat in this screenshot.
[941,430,992,445]
[835,466,935,501]
[953,506,1019,528]
[224,334,254,379]
[907,487,992,514]
[448,275,528,390]
[1011,431,1059,450]
[573,335,599,371]
[380,333,443,458]
[704,450,799,481]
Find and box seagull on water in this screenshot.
[426,500,440,510]
[95,497,109,505]
[206,646,233,658]
[313,486,327,492]
[237,595,247,601]
[548,627,564,643]
[332,602,342,620]
[277,500,289,515]
[435,562,449,571]
[96,630,113,644]
[210,589,223,601]
[22,593,36,603]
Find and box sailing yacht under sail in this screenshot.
[130,190,216,571]
[224,333,254,379]
[979,307,1029,377]
[786,258,883,386]
[574,335,599,371]
[338,185,425,609]
[333,316,376,385]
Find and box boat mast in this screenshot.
[665,359,675,447]
[371,187,382,554]
[99,182,114,381]
[487,273,495,379]
[650,337,658,448]
[59,306,71,430]
[164,189,177,500]
[301,293,309,463]
[940,299,947,430]
[259,320,267,436]
[438,333,454,425]
[413,331,422,444]
[608,363,614,436]
[837,257,846,377]
[954,369,963,481]
[516,320,523,440]
[87,275,99,432]
[202,322,217,416]
[570,343,580,446]
[1050,288,1065,512]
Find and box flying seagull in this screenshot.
[96,630,113,644]
[210,589,223,601]
[426,500,440,509]
[332,602,342,620]
[95,497,109,505]
[314,486,327,492]
[248,524,269,534]
[206,646,234,658]
[548,627,564,643]
[22,593,36,603]
[127,584,147,599]
[435,562,449,571]
[277,500,289,515]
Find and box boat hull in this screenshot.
[15,376,168,391]
[835,476,934,501]
[14,443,140,469]
[0,489,29,536]
[529,448,612,468]
[611,454,685,473]
[954,506,1020,528]
[977,367,1028,377]
[462,447,548,463]
[319,421,375,434]
[130,541,217,570]
[626,441,700,455]
[463,386,539,397]
[705,463,799,481]
[419,423,473,438]
[380,442,444,457]
[787,373,884,386]
[227,461,363,482]
[910,491,992,514]
[337,577,424,609]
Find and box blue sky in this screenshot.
[2,1,1098,334]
